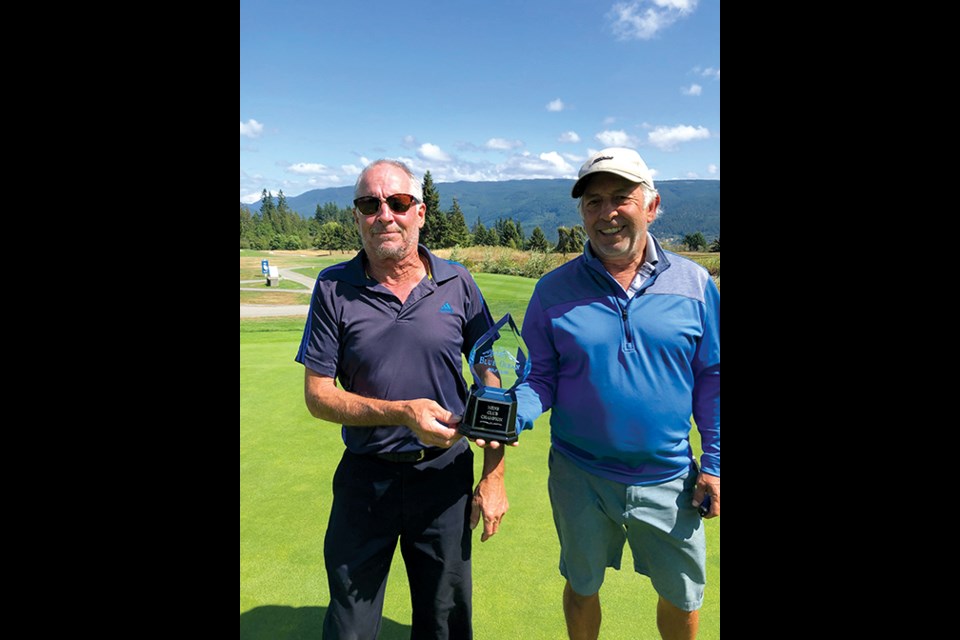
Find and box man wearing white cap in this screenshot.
[514,148,720,639]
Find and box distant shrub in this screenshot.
[448,246,472,269]
[522,251,554,279]
[434,247,570,279]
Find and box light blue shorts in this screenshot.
[548,447,706,611]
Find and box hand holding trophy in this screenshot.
[459,313,530,444]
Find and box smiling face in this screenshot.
[354,163,425,261]
[578,173,659,267]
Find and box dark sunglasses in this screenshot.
[353,193,420,216]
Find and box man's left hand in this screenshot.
[693,472,720,519]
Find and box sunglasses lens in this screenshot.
[353,197,379,215]
[386,194,415,212]
[354,194,417,215]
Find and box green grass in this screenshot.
[472,273,537,327]
[241,268,270,280]
[240,317,309,333]
[240,276,719,639]
[241,278,309,290]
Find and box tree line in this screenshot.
[239,170,717,254]
[239,171,585,254]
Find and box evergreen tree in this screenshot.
[471,217,491,246]
[485,223,501,247]
[555,227,571,254]
[315,202,340,224]
[276,190,292,234]
[493,218,506,246]
[709,236,720,252]
[259,189,274,213]
[569,225,586,253]
[240,205,252,244]
[341,213,361,251]
[499,218,521,249]
[250,205,272,249]
[446,199,471,247]
[304,218,321,249]
[259,189,276,234]
[419,171,446,248]
[527,226,549,252]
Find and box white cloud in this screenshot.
[342,164,363,177]
[546,98,565,112]
[287,162,328,175]
[596,130,639,147]
[485,138,524,151]
[418,143,451,162]
[707,163,718,175]
[240,191,262,204]
[609,0,698,40]
[657,0,697,9]
[498,151,576,179]
[538,151,574,172]
[402,135,417,148]
[682,84,702,96]
[701,66,720,80]
[558,131,581,143]
[603,116,617,125]
[240,119,264,138]
[647,124,710,151]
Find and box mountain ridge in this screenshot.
[241,178,719,241]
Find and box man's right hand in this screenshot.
[403,399,462,448]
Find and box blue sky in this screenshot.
[240,0,719,204]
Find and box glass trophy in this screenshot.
[459,313,530,444]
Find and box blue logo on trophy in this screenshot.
[459,313,530,444]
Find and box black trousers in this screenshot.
[322,440,474,639]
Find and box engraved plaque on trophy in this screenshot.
[459,313,530,444]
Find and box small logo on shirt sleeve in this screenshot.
[439,302,454,314]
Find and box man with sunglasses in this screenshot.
[296,159,507,639]
[513,148,720,640]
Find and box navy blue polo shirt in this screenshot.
[295,245,494,455]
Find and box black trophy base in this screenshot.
[458,387,519,444]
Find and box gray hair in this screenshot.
[354,159,423,202]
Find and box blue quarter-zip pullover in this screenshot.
[515,235,720,485]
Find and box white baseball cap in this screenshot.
[571,147,655,198]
